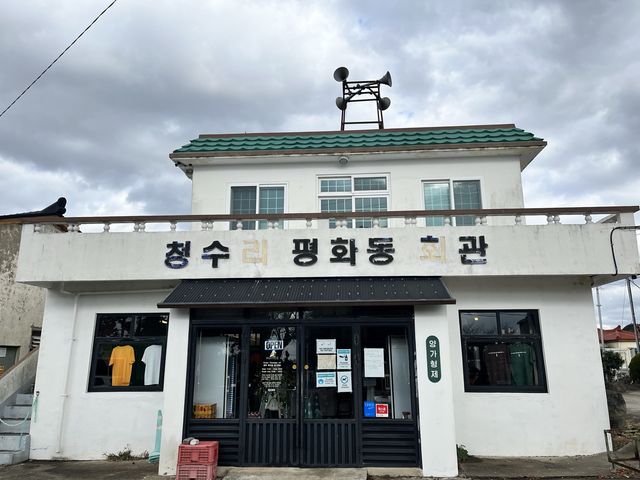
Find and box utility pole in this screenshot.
[596,287,604,350]
[627,277,640,353]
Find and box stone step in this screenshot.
[15,394,34,406]
[221,467,368,480]
[0,433,28,450]
[0,446,29,465]
[0,419,30,434]
[3,405,31,419]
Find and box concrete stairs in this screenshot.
[0,393,33,465]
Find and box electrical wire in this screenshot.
[0,0,118,119]
[609,226,640,276]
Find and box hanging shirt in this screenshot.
[509,343,536,386]
[142,344,163,386]
[483,344,511,385]
[109,345,135,386]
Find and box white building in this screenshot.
[15,124,640,476]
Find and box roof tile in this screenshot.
[172,126,544,155]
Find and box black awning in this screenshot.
[158,276,455,308]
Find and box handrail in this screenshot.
[0,205,637,225]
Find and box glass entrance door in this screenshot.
[244,325,299,465]
[184,309,420,468]
[301,325,357,466]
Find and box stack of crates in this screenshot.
[176,441,219,480]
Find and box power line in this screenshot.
[0,0,118,119]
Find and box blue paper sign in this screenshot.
[364,401,376,417]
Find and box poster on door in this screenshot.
[337,371,352,392]
[336,348,351,369]
[317,339,336,354]
[316,371,337,387]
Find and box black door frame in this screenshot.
[183,307,420,467]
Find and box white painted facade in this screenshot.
[15,128,640,476]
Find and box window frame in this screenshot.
[422,178,483,226]
[318,174,390,228]
[228,183,288,230]
[87,313,169,393]
[459,309,547,393]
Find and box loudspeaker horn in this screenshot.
[335,97,348,110]
[334,66,349,82]
[378,71,392,87]
[378,97,391,111]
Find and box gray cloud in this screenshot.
[0,1,638,324]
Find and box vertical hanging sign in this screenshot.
[426,336,441,383]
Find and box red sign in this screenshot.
[375,403,389,418]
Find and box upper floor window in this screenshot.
[319,175,389,228]
[230,185,285,230]
[423,180,481,226]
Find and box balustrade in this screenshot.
[5,206,634,234]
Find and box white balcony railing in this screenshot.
[1,206,637,233]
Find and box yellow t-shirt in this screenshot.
[109,345,135,386]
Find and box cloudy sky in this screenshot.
[0,0,638,326]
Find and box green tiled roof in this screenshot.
[171,125,544,156]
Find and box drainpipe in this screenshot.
[55,286,81,455]
[628,277,640,353]
[596,287,604,350]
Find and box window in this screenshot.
[361,325,413,419]
[423,180,481,226]
[30,327,42,350]
[230,185,285,230]
[88,313,168,392]
[319,175,389,228]
[0,346,19,375]
[191,328,241,419]
[459,310,547,393]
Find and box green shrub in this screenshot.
[629,353,640,383]
[602,350,624,383]
[456,444,469,463]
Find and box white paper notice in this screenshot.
[316,371,337,387]
[317,354,336,370]
[316,339,336,354]
[364,348,385,377]
[337,371,352,392]
[336,349,351,370]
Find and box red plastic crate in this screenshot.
[176,464,217,480]
[177,441,219,466]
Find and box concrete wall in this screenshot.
[447,276,609,456]
[28,275,611,469]
[0,224,45,362]
[190,153,525,226]
[30,290,170,460]
[16,222,640,285]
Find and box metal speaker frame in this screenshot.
[333,66,392,130]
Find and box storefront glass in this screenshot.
[192,328,241,419]
[361,325,413,420]
[186,307,419,467]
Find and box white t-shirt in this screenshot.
[142,345,163,385]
